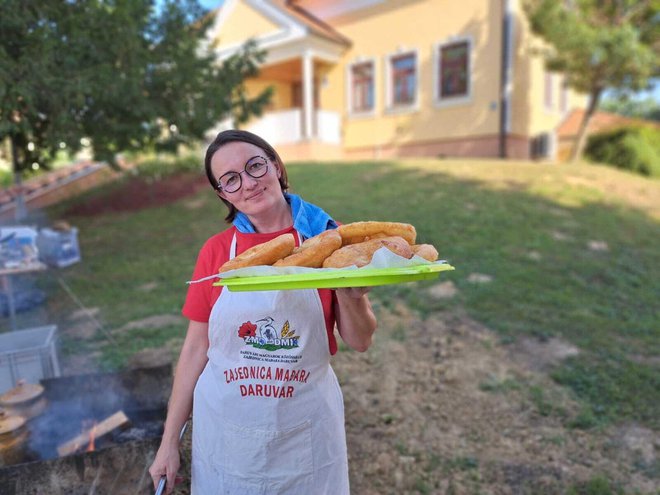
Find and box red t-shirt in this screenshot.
[182,225,338,355]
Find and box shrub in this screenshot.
[133,154,202,181]
[0,169,13,188]
[585,126,660,177]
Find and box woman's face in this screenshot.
[210,141,284,218]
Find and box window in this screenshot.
[439,41,469,99]
[390,52,417,106]
[350,62,374,113]
[434,37,472,105]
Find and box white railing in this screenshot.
[246,109,303,145]
[245,108,343,145]
[316,110,341,144]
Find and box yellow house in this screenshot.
[207,0,587,160]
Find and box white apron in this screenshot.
[192,233,349,494]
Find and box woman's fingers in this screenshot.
[166,470,176,494]
[154,476,166,494]
[336,286,371,298]
[148,452,180,493]
[148,464,164,489]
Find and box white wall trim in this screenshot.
[299,0,385,20]
[346,56,377,119]
[247,0,305,30]
[264,36,344,66]
[504,0,516,132]
[384,48,420,114]
[302,50,314,138]
[433,35,473,108]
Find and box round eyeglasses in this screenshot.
[216,156,269,193]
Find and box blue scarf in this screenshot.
[233,193,337,239]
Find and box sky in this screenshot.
[199,0,222,9]
[605,79,660,104]
[154,0,222,12]
[626,83,660,104]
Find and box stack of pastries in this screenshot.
[219,221,439,273]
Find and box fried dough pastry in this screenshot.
[274,229,342,268]
[411,244,439,262]
[322,236,413,269]
[219,233,295,273]
[337,221,416,245]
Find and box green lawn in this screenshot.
[32,157,660,430]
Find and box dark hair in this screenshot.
[204,129,289,223]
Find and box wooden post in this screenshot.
[57,411,130,457]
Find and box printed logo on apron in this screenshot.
[238,316,300,351]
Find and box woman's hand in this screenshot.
[334,286,377,352]
[148,444,180,494]
[335,286,371,299]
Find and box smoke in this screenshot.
[6,365,170,464]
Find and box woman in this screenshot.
[149,130,377,494]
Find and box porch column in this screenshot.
[302,50,314,139]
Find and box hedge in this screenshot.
[585,126,660,178]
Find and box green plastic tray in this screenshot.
[213,262,454,292]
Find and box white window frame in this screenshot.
[434,36,473,107]
[544,71,555,112]
[384,48,419,114]
[346,57,377,118]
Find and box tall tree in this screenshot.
[0,0,271,177]
[523,0,659,161]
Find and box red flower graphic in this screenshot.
[238,321,257,338]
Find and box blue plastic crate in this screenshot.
[37,228,81,268]
[0,226,39,269]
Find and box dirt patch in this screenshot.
[127,347,175,369]
[551,230,572,241]
[427,281,458,299]
[181,197,207,210]
[467,272,493,284]
[115,314,185,333]
[69,307,101,320]
[587,240,610,252]
[65,173,208,216]
[60,351,103,377]
[137,282,159,292]
[509,336,580,372]
[64,320,99,340]
[527,250,542,261]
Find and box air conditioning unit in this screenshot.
[530,132,556,160]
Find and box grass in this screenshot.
[566,475,625,495]
[18,156,660,430]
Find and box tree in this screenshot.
[601,94,660,122]
[0,0,271,178]
[523,0,659,161]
